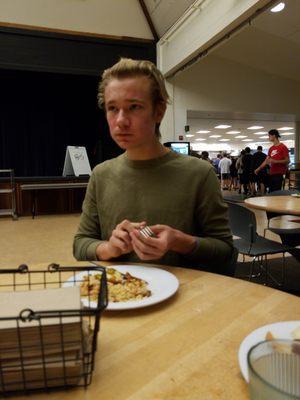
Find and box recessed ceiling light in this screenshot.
[247,126,264,130]
[271,2,285,13]
[253,131,267,135]
[235,135,247,138]
[242,139,253,142]
[195,138,206,141]
[278,126,293,131]
[226,130,240,134]
[219,139,230,142]
[280,132,294,136]
[197,130,210,133]
[259,135,269,139]
[214,125,232,129]
[209,135,222,138]
[186,134,194,137]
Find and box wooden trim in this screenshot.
[0,21,155,44]
[138,0,159,42]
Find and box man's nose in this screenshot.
[116,110,130,127]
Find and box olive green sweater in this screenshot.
[73,151,233,268]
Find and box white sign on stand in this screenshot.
[62,146,91,177]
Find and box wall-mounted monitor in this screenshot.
[164,142,190,155]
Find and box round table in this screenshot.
[244,195,300,215]
[3,262,300,399]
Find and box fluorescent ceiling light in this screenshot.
[197,130,210,133]
[253,131,267,135]
[235,135,247,138]
[209,135,222,138]
[214,125,231,129]
[242,139,253,142]
[271,2,285,13]
[280,132,294,136]
[226,130,240,134]
[247,126,264,130]
[278,126,293,131]
[195,138,206,141]
[186,134,194,137]
[219,139,230,142]
[259,135,269,139]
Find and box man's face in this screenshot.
[104,76,165,151]
[269,134,276,143]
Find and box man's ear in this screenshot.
[155,102,167,123]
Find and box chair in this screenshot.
[263,189,299,237]
[227,202,293,286]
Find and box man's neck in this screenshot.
[126,142,170,161]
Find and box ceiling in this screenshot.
[187,114,295,151]
[143,0,195,38]
[213,0,300,82]
[141,1,299,151]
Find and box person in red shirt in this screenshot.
[254,129,290,192]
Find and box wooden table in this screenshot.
[20,182,88,218]
[4,262,300,400]
[244,195,300,216]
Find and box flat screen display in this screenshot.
[164,142,190,155]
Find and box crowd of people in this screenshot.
[193,129,290,196]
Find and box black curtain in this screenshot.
[0,69,123,176]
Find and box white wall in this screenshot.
[160,55,300,145]
[0,0,153,39]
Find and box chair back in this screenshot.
[227,202,257,243]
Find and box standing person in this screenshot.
[252,146,268,195]
[73,58,233,273]
[201,151,212,163]
[213,154,222,177]
[218,153,232,190]
[236,150,245,194]
[241,147,254,196]
[229,156,238,190]
[255,129,290,192]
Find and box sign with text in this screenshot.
[62,146,91,177]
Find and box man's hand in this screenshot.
[130,224,196,261]
[96,219,146,260]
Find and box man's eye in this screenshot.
[130,104,142,110]
[107,106,117,112]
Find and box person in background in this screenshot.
[241,147,254,196]
[254,129,289,192]
[218,153,232,190]
[201,151,212,163]
[252,145,268,195]
[73,58,233,274]
[229,156,238,190]
[235,150,245,194]
[213,153,222,178]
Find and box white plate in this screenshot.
[291,193,300,198]
[63,265,179,311]
[238,321,300,382]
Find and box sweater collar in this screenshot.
[121,150,179,169]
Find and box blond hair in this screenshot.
[98,58,169,136]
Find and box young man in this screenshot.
[254,129,289,192]
[252,146,268,195]
[73,58,233,273]
[218,153,231,190]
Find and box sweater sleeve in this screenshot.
[187,167,233,267]
[73,172,104,260]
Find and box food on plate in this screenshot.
[80,268,151,303]
[265,326,300,341]
[264,326,300,354]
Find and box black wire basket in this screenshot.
[0,263,108,395]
